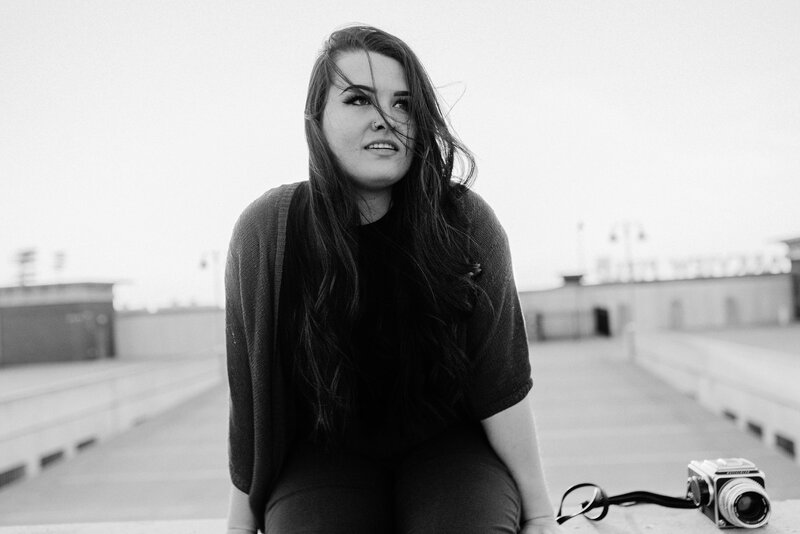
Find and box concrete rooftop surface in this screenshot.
[1,333,799,528]
[3,502,800,534]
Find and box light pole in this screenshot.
[575,221,586,339]
[610,221,646,283]
[200,250,225,360]
[609,221,646,358]
[199,250,221,309]
[15,248,37,286]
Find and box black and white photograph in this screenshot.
[1,1,799,533]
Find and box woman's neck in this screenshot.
[356,189,392,224]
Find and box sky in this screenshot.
[1,0,799,310]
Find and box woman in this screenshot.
[225,25,563,534]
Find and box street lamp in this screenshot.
[609,221,647,359]
[609,221,646,282]
[199,250,221,309]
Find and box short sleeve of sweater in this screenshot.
[225,182,298,500]
[462,191,532,420]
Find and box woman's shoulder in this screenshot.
[450,185,515,270]
[452,185,504,236]
[237,181,305,224]
[231,181,307,242]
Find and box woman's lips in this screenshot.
[365,141,399,151]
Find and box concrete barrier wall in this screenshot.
[0,356,222,484]
[114,307,224,360]
[635,331,800,464]
[520,274,794,338]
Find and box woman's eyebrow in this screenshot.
[339,84,410,97]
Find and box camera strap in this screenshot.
[606,490,699,508]
[556,482,699,525]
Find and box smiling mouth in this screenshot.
[365,142,399,151]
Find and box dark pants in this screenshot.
[264,424,522,533]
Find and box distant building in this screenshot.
[0,283,115,365]
[520,235,800,342]
[783,236,800,320]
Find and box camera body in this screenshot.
[687,458,770,529]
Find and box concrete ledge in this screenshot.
[635,331,800,464]
[1,501,799,533]
[569,499,800,533]
[0,519,226,534]
[0,356,223,483]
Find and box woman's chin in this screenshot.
[347,174,406,196]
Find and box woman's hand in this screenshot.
[520,515,566,534]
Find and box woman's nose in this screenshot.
[370,111,387,131]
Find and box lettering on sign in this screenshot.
[594,253,790,284]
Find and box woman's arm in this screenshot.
[482,390,564,534]
[225,227,257,534]
[227,482,258,534]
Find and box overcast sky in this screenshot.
[2,1,799,309]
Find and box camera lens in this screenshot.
[736,494,762,521]
[718,478,771,528]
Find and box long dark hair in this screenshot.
[295,25,479,440]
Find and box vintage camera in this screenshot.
[687,458,771,529]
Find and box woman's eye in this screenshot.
[344,94,370,106]
[394,99,410,112]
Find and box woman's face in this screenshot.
[322,51,415,198]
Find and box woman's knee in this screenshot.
[265,484,392,533]
[264,445,393,533]
[397,460,520,533]
[395,427,521,533]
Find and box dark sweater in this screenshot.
[225,181,532,531]
[279,185,472,457]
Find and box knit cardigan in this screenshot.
[225,181,532,531]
